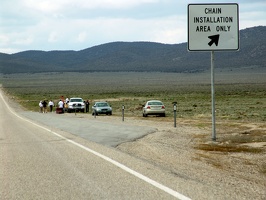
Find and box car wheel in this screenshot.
[143,113,147,117]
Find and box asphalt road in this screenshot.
[19,111,157,148]
[0,90,191,200]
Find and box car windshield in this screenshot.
[148,102,163,106]
[96,103,109,107]
[70,99,83,102]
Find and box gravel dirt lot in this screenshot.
[108,116,266,199]
[3,89,266,199]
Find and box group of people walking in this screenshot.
[39,99,90,113]
[39,100,54,113]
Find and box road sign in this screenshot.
[188,3,239,51]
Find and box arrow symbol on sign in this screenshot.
[208,34,220,47]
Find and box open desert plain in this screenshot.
[0,69,265,199]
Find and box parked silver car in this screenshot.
[92,102,112,115]
[143,100,165,117]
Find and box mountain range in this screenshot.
[0,26,265,74]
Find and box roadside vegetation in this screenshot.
[1,72,265,121]
[1,72,265,159]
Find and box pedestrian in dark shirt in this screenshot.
[42,100,48,113]
[85,100,90,113]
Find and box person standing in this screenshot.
[39,101,43,113]
[58,99,64,108]
[85,100,90,113]
[42,100,48,113]
[48,100,54,112]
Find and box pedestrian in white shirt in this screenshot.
[58,100,64,108]
[49,100,54,112]
[39,101,43,113]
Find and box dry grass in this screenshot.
[196,143,264,153]
[194,121,266,152]
[192,153,224,169]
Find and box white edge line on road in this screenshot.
[0,91,191,200]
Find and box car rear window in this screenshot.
[148,102,163,106]
[71,99,82,102]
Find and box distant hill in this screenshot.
[0,26,265,74]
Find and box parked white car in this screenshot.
[67,97,85,113]
[143,100,165,117]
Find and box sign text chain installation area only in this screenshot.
[188,3,239,51]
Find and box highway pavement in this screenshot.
[0,90,191,200]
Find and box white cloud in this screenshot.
[64,15,186,46]
[14,37,33,45]
[0,35,10,45]
[22,0,160,15]
[240,10,266,29]
[0,0,265,53]
[149,15,187,44]
[23,0,65,13]
[76,32,87,43]
[48,32,59,43]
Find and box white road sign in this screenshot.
[188,3,239,51]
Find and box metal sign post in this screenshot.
[188,3,239,141]
[173,102,177,128]
[122,105,125,121]
[211,51,216,141]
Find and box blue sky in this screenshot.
[1,0,265,54]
